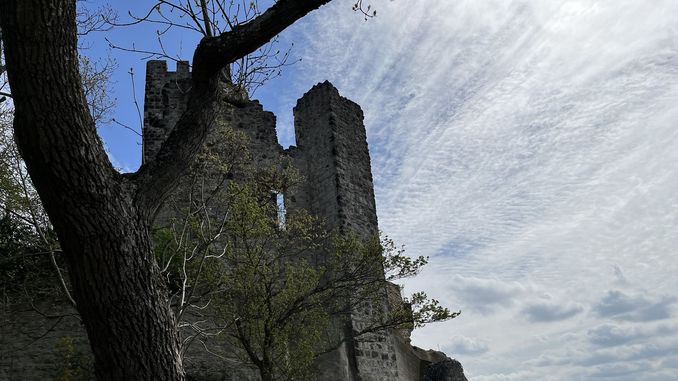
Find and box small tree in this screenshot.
[154,123,459,381]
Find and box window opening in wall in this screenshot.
[276,192,286,230]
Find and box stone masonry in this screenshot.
[0,61,468,381]
[292,82,401,381]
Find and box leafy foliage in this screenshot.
[53,336,94,381]
[0,21,118,302]
[0,114,58,297]
[154,123,460,381]
[0,214,45,290]
[0,9,117,306]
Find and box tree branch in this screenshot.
[192,0,332,79]
[199,0,213,37]
[131,73,224,220]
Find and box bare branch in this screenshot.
[352,0,377,20]
[200,0,214,37]
[76,0,117,36]
[128,67,144,133]
[111,118,142,137]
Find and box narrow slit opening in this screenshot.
[276,192,286,230]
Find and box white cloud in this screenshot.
[586,323,676,348]
[587,324,644,347]
[447,275,528,314]
[522,300,583,323]
[659,356,678,369]
[472,370,542,381]
[587,361,651,379]
[593,290,675,322]
[446,336,490,355]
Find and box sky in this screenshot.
[85,1,678,380]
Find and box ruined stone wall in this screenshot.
[0,295,259,381]
[144,60,282,168]
[0,298,91,381]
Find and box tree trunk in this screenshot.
[0,1,184,379]
[56,193,185,380]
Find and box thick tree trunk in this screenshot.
[56,191,185,380]
[0,1,184,379]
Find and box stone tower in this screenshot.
[289,82,399,381]
[289,81,379,239]
[142,60,191,163]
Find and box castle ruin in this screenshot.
[0,61,467,381]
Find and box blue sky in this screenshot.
[85,1,678,380]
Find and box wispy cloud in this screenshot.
[103,143,135,174]
[586,323,675,347]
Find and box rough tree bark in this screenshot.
[0,0,331,379]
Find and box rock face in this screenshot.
[424,359,468,381]
[0,61,468,381]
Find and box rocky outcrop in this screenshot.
[424,359,468,381]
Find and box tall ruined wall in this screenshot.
[143,60,191,163]
[289,82,398,381]
[289,81,378,239]
[139,63,466,381]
